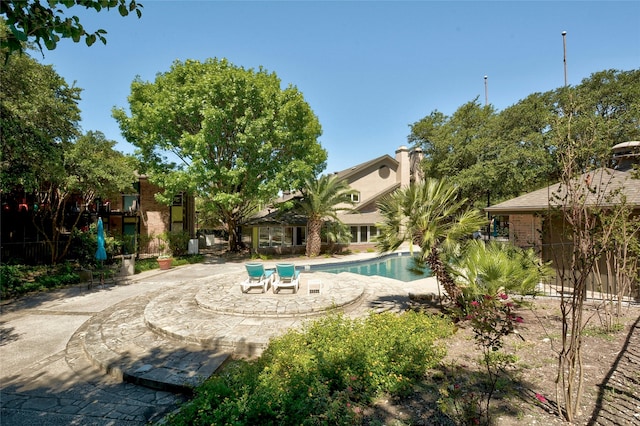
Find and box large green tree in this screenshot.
[1,50,81,192]
[376,178,487,301]
[409,69,640,206]
[408,99,498,205]
[113,58,327,251]
[294,174,356,257]
[1,49,134,263]
[1,0,143,59]
[488,91,560,193]
[559,68,640,170]
[34,131,136,263]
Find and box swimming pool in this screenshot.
[310,253,432,282]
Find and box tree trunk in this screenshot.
[426,246,462,302]
[227,218,241,252]
[306,218,323,257]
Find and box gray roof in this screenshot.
[612,141,640,151]
[333,154,397,181]
[244,208,308,226]
[247,152,400,227]
[485,168,640,214]
[337,211,384,225]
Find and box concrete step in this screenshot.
[73,290,230,395]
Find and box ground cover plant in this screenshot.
[134,254,204,274]
[0,263,81,299]
[167,311,455,425]
[1,254,205,299]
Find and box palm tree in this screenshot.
[451,240,551,299]
[297,174,356,257]
[376,178,486,302]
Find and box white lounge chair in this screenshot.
[273,263,300,294]
[241,263,274,293]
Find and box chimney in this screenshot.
[410,147,424,184]
[612,141,640,171]
[395,146,411,188]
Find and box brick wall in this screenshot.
[509,213,541,249]
[139,177,169,239]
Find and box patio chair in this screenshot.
[88,260,124,290]
[273,263,300,294]
[241,263,274,293]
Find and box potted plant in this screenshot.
[157,253,173,270]
[157,238,173,270]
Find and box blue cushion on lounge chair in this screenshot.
[241,263,273,293]
[273,263,300,294]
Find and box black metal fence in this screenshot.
[536,271,640,302]
[538,242,640,302]
[1,241,65,265]
[1,234,195,265]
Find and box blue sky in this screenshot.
[39,1,639,174]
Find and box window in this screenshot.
[370,226,378,241]
[360,226,369,243]
[271,226,283,246]
[349,192,360,203]
[258,226,306,247]
[349,225,378,244]
[259,227,270,248]
[123,195,139,213]
[284,227,293,246]
[296,227,306,246]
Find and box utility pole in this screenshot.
[562,31,568,87]
[484,75,488,106]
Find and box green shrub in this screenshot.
[452,240,551,300]
[68,228,97,266]
[134,257,159,273]
[163,230,191,256]
[0,265,23,299]
[68,225,123,267]
[169,311,455,425]
[0,263,80,299]
[134,254,204,274]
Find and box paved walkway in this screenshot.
[0,251,441,425]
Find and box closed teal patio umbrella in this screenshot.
[95,217,107,262]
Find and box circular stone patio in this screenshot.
[141,271,372,351]
[195,271,367,317]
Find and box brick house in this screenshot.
[0,175,194,263]
[485,167,640,250]
[485,141,640,252]
[103,175,195,255]
[484,141,640,298]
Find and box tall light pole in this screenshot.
[484,74,490,240]
[562,31,568,87]
[484,75,488,106]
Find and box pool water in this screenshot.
[311,254,432,282]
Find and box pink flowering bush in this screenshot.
[462,293,523,352]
